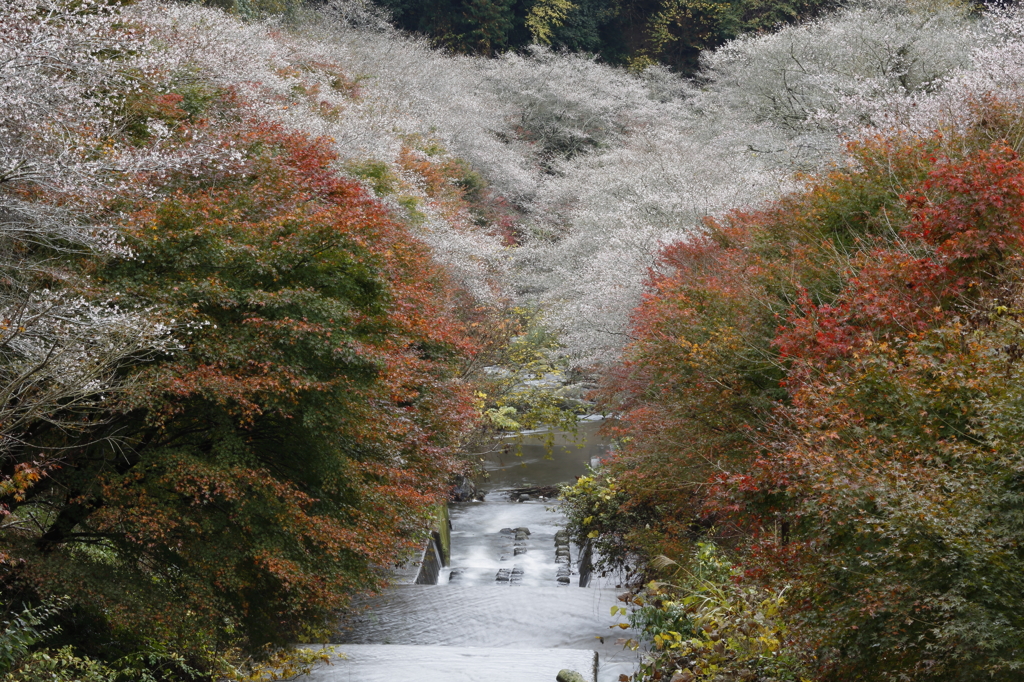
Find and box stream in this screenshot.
[306,419,641,682]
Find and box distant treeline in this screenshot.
[195,0,841,71]
[374,0,840,70]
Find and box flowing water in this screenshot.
[316,419,642,682]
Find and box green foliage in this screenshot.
[485,313,588,428]
[460,307,593,466]
[560,474,649,574]
[0,601,207,682]
[0,601,64,676]
[372,0,837,72]
[1,637,330,682]
[484,405,524,430]
[590,104,1024,680]
[397,195,427,223]
[620,544,807,682]
[448,159,487,203]
[372,0,524,56]
[2,77,476,676]
[525,0,577,44]
[346,159,399,195]
[232,646,336,681]
[175,0,307,20]
[629,0,839,71]
[4,647,117,682]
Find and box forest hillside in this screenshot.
[2,0,1024,680]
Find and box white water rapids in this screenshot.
[303,421,642,682]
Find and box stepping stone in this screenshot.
[510,566,524,584]
[498,566,525,585]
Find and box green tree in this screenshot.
[583,102,1024,680]
[1,110,476,669]
[372,0,529,55]
[371,0,837,71]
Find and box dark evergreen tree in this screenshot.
[372,0,838,71]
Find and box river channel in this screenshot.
[319,419,641,682]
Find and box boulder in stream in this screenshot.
[450,475,477,502]
[556,670,588,682]
[507,485,560,502]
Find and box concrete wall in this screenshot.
[414,505,451,585]
[415,536,443,585]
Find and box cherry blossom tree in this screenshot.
[0,0,179,468]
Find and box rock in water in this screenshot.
[556,670,587,682]
[450,475,477,502]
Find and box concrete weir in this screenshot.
[414,533,444,585]
[296,420,638,682]
[388,504,451,586]
[295,645,597,682]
